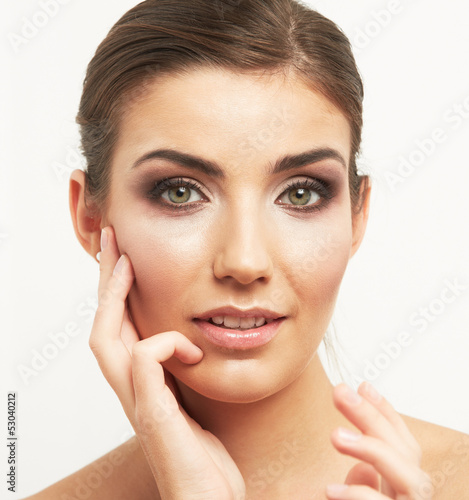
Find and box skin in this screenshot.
[106,67,357,407]
[61,67,468,498]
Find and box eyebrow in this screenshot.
[131,147,347,178]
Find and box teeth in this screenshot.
[223,316,241,328]
[240,317,257,329]
[208,315,273,329]
[255,317,266,327]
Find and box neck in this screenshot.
[177,354,348,495]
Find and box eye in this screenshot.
[148,177,205,210]
[276,178,333,212]
[147,176,333,213]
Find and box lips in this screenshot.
[193,317,286,350]
[207,315,275,329]
[195,306,285,321]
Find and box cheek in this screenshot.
[304,230,351,298]
[111,200,352,343]
[112,215,210,338]
[275,218,351,379]
[281,214,352,317]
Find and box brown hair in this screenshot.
[77,0,368,218]
[77,0,368,378]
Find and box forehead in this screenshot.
[113,67,351,172]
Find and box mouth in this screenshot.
[192,317,286,350]
[204,315,278,330]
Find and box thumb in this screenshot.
[163,368,183,402]
[345,462,380,490]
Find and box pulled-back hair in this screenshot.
[77,0,368,217]
[77,0,369,378]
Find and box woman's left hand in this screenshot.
[326,381,433,499]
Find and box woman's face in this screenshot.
[105,68,363,403]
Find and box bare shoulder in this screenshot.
[400,413,469,497]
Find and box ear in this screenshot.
[69,169,103,262]
[350,178,372,259]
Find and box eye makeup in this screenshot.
[144,174,336,214]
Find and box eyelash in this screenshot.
[147,176,333,213]
[147,177,205,212]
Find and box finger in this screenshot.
[90,251,136,413]
[326,483,389,499]
[132,332,203,438]
[97,226,121,298]
[163,367,183,402]
[162,370,204,430]
[333,383,418,462]
[132,331,203,399]
[357,381,422,463]
[129,333,208,487]
[344,462,379,490]
[330,428,432,496]
[357,381,422,498]
[120,301,140,355]
[380,478,396,498]
[100,226,140,354]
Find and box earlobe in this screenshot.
[69,169,102,261]
[350,179,372,259]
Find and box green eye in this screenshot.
[286,187,320,206]
[167,186,192,204]
[148,176,333,214]
[277,178,330,212]
[149,177,204,209]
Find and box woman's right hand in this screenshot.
[90,226,245,500]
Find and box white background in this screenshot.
[3,0,469,497]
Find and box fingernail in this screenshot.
[342,384,362,405]
[337,427,361,442]
[326,484,349,498]
[101,228,108,251]
[363,381,381,402]
[113,255,127,275]
[96,252,101,263]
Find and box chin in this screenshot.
[164,352,305,404]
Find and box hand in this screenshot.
[89,226,245,500]
[326,382,433,499]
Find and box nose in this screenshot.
[213,203,274,285]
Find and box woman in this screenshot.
[24,0,468,498]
